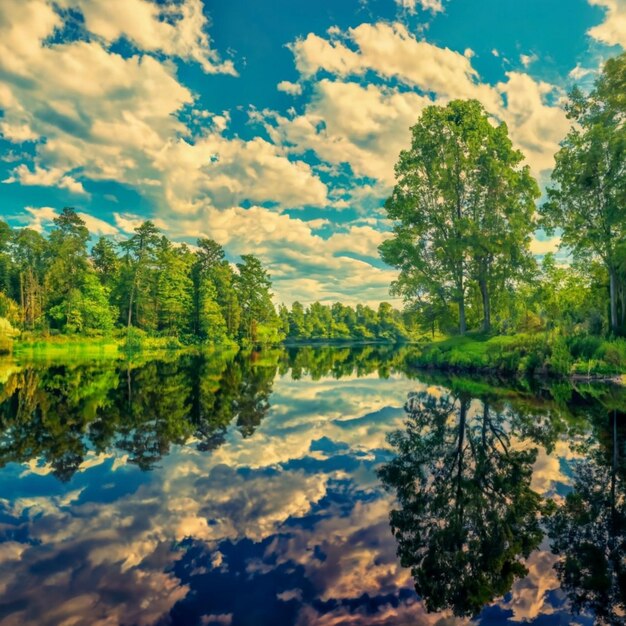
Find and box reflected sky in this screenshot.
[0,347,622,625]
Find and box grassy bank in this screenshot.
[7,330,232,361]
[407,332,626,381]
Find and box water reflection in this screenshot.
[0,346,624,625]
[378,392,545,617]
[548,408,626,623]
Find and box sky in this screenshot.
[0,0,624,306]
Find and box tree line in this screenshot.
[382,52,626,338]
[0,212,413,346]
[0,212,279,345]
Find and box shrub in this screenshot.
[597,340,626,369]
[568,335,602,360]
[122,326,147,352]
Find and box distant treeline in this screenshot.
[279,301,417,343]
[0,210,413,347]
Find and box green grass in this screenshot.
[408,332,626,380]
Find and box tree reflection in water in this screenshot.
[548,408,626,624]
[0,345,416,481]
[378,391,547,617]
[0,351,278,479]
[3,346,626,623]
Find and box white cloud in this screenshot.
[0,0,195,192]
[4,164,87,195]
[167,206,400,306]
[23,206,58,232]
[78,212,119,236]
[56,0,236,74]
[520,53,538,67]
[282,22,568,180]
[277,80,303,95]
[327,225,392,258]
[395,0,445,13]
[153,132,329,214]
[275,79,431,185]
[21,206,118,237]
[569,63,596,80]
[588,0,626,48]
[530,236,561,256]
[113,212,168,233]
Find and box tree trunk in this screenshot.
[458,298,466,335]
[458,270,466,335]
[479,271,491,333]
[127,281,135,328]
[609,267,618,334]
[455,398,468,537]
[19,271,24,327]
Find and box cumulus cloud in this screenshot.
[56,0,236,74]
[520,53,538,67]
[23,206,59,232]
[282,22,568,181]
[153,133,328,214]
[0,0,195,190]
[530,235,561,256]
[395,0,445,14]
[588,0,626,48]
[4,164,87,195]
[277,80,303,95]
[167,205,400,306]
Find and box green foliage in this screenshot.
[281,300,415,343]
[410,332,626,378]
[0,216,281,347]
[540,53,626,334]
[381,99,539,335]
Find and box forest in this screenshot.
[0,52,625,378]
[0,212,416,350]
[378,52,626,376]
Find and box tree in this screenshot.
[10,228,47,330]
[92,236,120,290]
[46,208,90,332]
[119,221,161,329]
[235,255,277,343]
[0,220,12,295]
[381,99,539,334]
[155,238,194,335]
[288,301,308,338]
[541,53,626,334]
[193,239,235,341]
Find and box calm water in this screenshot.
[0,346,624,626]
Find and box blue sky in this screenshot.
[0,0,624,305]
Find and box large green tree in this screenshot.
[119,220,161,329]
[380,99,539,334]
[541,53,626,334]
[235,254,278,344]
[193,238,237,341]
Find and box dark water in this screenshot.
[0,346,624,626]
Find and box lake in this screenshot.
[0,346,624,625]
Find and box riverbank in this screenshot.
[3,333,407,358]
[406,333,626,381]
[5,331,626,384]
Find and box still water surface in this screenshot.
[0,346,624,625]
